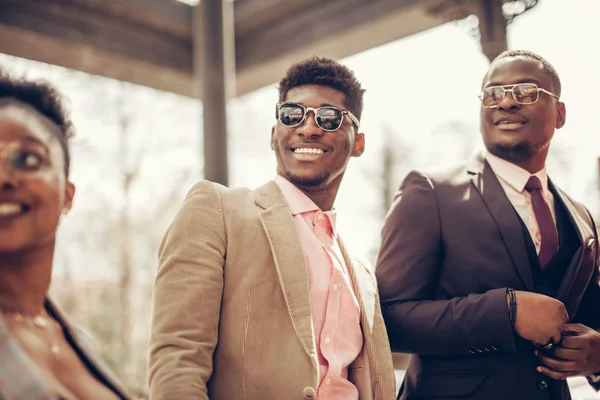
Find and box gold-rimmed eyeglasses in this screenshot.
[479,83,559,108]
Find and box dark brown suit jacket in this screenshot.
[376,154,600,400]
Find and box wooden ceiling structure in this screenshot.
[0,0,536,185]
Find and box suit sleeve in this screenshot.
[148,181,226,400]
[573,210,600,331]
[576,211,600,390]
[375,171,516,356]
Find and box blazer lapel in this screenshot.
[338,239,396,399]
[551,183,595,312]
[467,154,536,291]
[255,181,316,363]
[337,238,375,330]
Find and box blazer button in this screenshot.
[537,379,548,391]
[303,386,316,399]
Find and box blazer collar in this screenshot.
[254,180,318,370]
[468,152,536,290]
[550,185,596,310]
[468,153,595,299]
[254,181,381,379]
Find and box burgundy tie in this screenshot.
[525,176,558,268]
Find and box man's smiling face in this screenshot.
[271,84,364,190]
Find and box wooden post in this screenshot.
[193,0,235,185]
[475,0,508,62]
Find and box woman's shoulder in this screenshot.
[45,299,132,400]
[0,311,55,400]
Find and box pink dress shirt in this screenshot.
[275,176,363,400]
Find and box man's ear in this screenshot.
[351,132,365,157]
[270,126,276,150]
[556,101,566,129]
[63,181,76,214]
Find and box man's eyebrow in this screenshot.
[485,78,543,87]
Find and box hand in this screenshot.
[535,324,600,380]
[512,291,568,346]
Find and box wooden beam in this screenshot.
[0,0,447,97]
[235,0,445,95]
[0,23,193,96]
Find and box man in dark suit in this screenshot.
[376,49,600,400]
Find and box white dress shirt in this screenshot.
[485,151,557,254]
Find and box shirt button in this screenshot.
[324,335,330,344]
[303,386,316,399]
[324,378,331,385]
[332,283,338,291]
[317,213,324,220]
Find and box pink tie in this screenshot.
[525,176,558,268]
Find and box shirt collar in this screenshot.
[274,175,338,232]
[484,150,549,193]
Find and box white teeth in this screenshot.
[0,203,21,216]
[294,148,324,154]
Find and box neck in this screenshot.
[0,243,54,316]
[297,173,343,211]
[301,187,337,211]
[487,147,548,175]
[511,154,546,174]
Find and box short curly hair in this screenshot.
[0,69,73,175]
[491,49,562,97]
[278,57,365,121]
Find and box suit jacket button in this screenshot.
[491,344,499,351]
[303,386,316,399]
[469,347,476,354]
[537,379,548,391]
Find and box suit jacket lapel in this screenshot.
[467,154,536,291]
[255,181,316,363]
[551,183,595,311]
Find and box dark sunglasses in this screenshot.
[276,102,360,132]
[479,83,559,108]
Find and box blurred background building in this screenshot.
[0,0,598,398]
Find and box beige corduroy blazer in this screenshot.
[148,180,396,400]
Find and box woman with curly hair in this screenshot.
[0,70,131,400]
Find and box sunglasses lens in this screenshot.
[279,104,305,127]
[482,87,505,107]
[513,83,539,104]
[316,108,343,131]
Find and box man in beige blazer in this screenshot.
[148,57,396,400]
